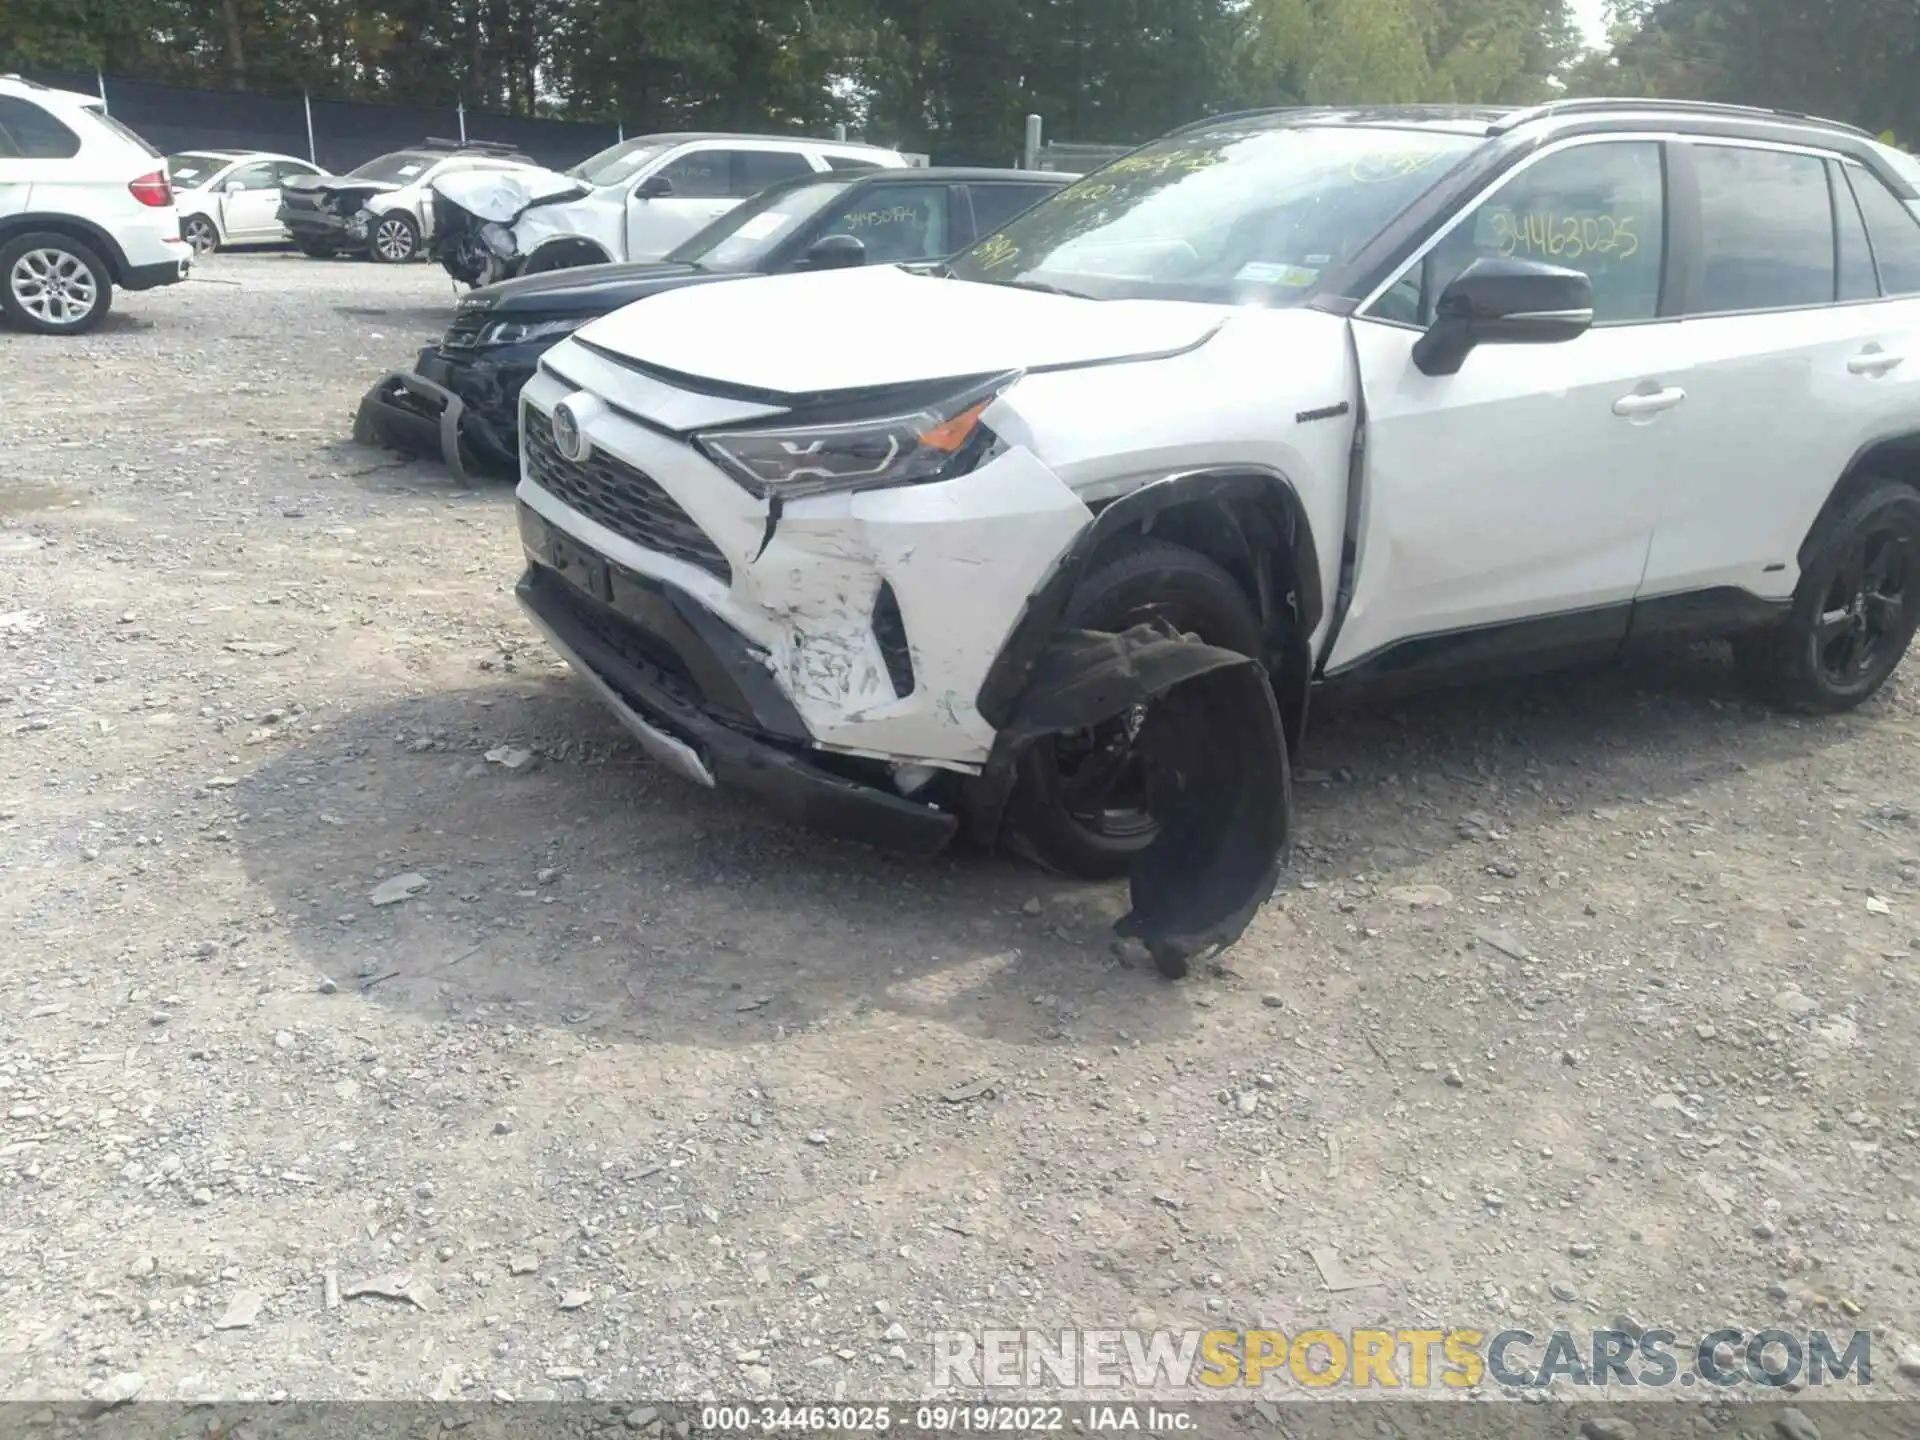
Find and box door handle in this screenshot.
[1612,386,1687,417]
[1849,351,1905,376]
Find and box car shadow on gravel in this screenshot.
[230,674,1199,1052]
[1291,636,1870,881]
[227,638,1871,1052]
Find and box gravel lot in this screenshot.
[5,252,1920,1414]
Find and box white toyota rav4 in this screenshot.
[509,99,1920,974]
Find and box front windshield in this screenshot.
[349,152,435,184]
[568,139,676,189]
[947,123,1478,303]
[167,153,228,188]
[671,178,854,270]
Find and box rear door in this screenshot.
[0,94,83,220]
[1634,141,1920,608]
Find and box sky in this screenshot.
[1573,0,1611,48]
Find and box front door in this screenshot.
[1326,137,1685,681]
[627,148,740,260]
[218,161,282,241]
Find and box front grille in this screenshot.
[280,190,325,213]
[524,410,732,585]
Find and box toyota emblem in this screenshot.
[552,398,589,463]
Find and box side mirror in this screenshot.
[1411,256,1594,377]
[801,233,867,271]
[635,174,674,200]
[222,178,245,194]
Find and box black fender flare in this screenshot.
[974,465,1323,730]
[0,212,133,283]
[1798,429,1920,568]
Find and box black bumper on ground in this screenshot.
[353,346,525,482]
[514,509,959,855]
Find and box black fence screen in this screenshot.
[16,69,622,172]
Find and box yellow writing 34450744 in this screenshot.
[1489,210,1639,262]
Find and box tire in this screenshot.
[1009,539,1264,881]
[298,241,338,259]
[0,232,114,336]
[182,214,220,255]
[370,213,420,264]
[1732,478,1920,714]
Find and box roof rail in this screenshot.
[1491,96,1874,140]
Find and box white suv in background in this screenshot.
[0,74,189,333]
[429,132,909,280]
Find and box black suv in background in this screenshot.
[353,165,1069,477]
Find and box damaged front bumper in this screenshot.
[352,346,525,482]
[518,502,1291,974]
[515,518,960,853]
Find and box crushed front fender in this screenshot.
[999,621,1291,976]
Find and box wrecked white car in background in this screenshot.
[507,99,1920,976]
[427,132,909,285]
[277,139,539,262]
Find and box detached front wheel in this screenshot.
[1734,480,1920,713]
[1008,539,1264,882]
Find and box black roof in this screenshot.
[1169,97,1874,142]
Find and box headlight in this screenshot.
[694,372,1017,501]
[478,316,582,346]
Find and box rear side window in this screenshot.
[824,155,883,172]
[87,106,160,158]
[732,149,813,196]
[273,160,319,184]
[1688,144,1834,314]
[1832,161,1878,301]
[967,183,1052,238]
[0,96,81,160]
[1846,164,1920,296]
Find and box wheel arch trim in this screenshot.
[0,214,131,283]
[973,465,1321,731]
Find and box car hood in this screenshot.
[433,166,589,224]
[474,261,743,317]
[572,265,1227,395]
